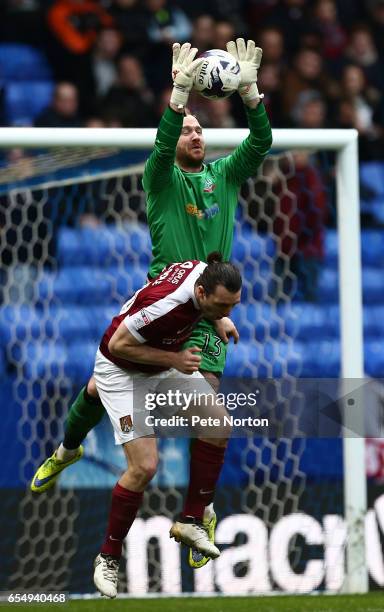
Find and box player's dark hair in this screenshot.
[198,251,242,295]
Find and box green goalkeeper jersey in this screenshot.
[143,103,272,279]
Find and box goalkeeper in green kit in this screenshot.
[31,39,272,568]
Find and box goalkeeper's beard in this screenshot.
[176,146,205,171]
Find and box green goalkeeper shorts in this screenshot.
[182,319,227,375]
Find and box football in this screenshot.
[193,49,241,99]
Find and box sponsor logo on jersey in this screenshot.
[134,309,152,329]
[120,415,133,433]
[203,178,216,192]
[185,203,220,220]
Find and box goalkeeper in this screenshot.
[31,39,272,566]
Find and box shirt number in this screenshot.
[202,332,222,357]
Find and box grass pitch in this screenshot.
[7,593,384,612]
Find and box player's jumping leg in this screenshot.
[94,437,157,598]
[30,377,105,493]
[170,437,227,561]
[187,368,221,567]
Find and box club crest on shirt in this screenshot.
[120,415,133,433]
[203,178,216,192]
[134,309,152,330]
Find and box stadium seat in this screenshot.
[360,162,384,223]
[324,230,338,266]
[361,230,384,266]
[362,268,384,302]
[65,341,99,381]
[4,80,54,125]
[317,268,338,302]
[0,348,5,379]
[0,304,118,347]
[0,305,50,346]
[0,44,52,81]
[298,341,340,377]
[371,200,384,225]
[37,266,147,305]
[365,341,384,377]
[318,266,384,303]
[10,341,67,380]
[55,306,113,343]
[17,340,97,383]
[360,162,384,196]
[364,306,384,338]
[57,224,152,267]
[321,229,384,268]
[224,340,302,377]
[232,232,276,264]
[282,303,340,340]
[230,303,280,342]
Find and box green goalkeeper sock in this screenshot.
[63,386,105,450]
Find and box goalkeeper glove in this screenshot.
[171,42,204,109]
[226,38,263,105]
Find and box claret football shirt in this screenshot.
[99,260,206,372]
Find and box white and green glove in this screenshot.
[171,42,204,109]
[226,38,263,105]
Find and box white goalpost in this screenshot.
[0,127,367,594]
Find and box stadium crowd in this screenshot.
[1,0,384,161]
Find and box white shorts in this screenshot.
[93,349,215,445]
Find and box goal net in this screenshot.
[0,131,369,596]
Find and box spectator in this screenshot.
[281,48,338,118]
[367,0,384,58]
[143,0,192,93]
[292,91,328,129]
[34,82,82,127]
[210,0,247,36]
[155,86,174,120]
[272,151,328,301]
[109,0,148,55]
[191,15,216,53]
[207,98,236,128]
[46,0,114,114]
[246,0,280,34]
[336,64,384,160]
[197,98,236,128]
[213,21,236,51]
[258,62,286,126]
[145,0,192,45]
[340,64,380,135]
[100,55,156,127]
[85,117,105,128]
[91,28,123,97]
[345,24,384,91]
[47,0,114,56]
[311,0,347,62]
[258,27,285,67]
[335,0,366,27]
[265,0,309,55]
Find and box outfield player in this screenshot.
[31,39,272,566]
[92,253,241,597]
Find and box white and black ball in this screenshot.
[193,49,241,100]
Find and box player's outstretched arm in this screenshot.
[216,38,272,185]
[226,38,263,109]
[170,43,204,113]
[143,42,203,193]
